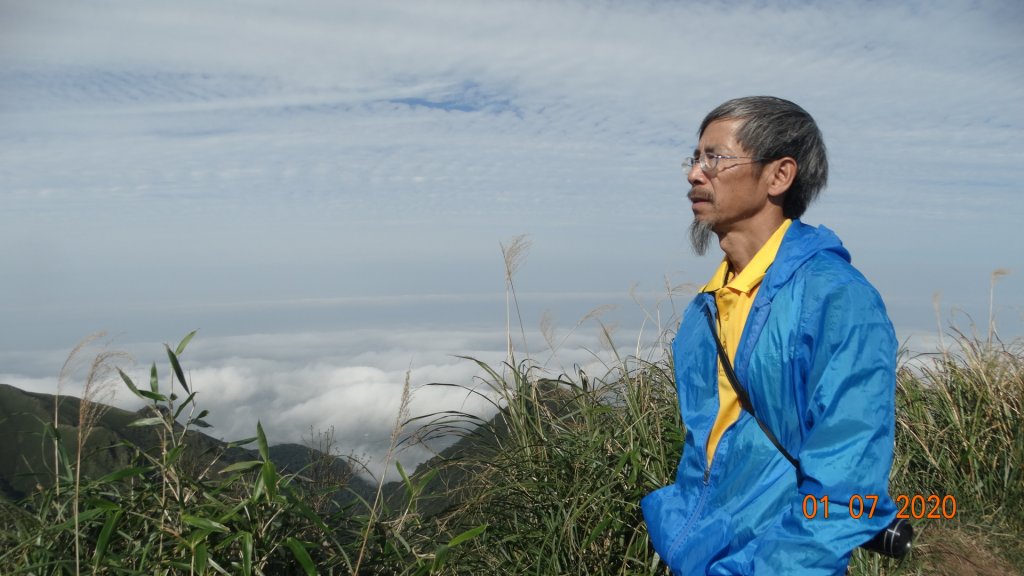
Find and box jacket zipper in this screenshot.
[667,409,746,563]
[666,301,727,562]
[666,468,711,563]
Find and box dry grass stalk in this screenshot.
[55,333,104,495]
[539,304,617,367]
[55,333,130,576]
[353,368,413,574]
[988,268,1011,345]
[501,234,532,363]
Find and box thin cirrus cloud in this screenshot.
[1,0,1022,469]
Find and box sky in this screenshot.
[2,0,1023,476]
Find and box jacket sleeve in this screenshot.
[750,279,898,575]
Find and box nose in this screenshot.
[686,161,706,186]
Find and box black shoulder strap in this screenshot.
[703,304,911,558]
[702,304,799,468]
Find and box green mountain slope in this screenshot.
[0,383,375,503]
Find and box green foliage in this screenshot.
[2,318,1021,575]
[415,328,1022,575]
[411,349,683,575]
[856,332,1024,575]
[895,336,1023,526]
[0,332,478,576]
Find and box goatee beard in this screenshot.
[689,218,715,256]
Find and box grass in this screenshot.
[0,333,478,575]
[412,352,682,575]
[0,273,1020,574]
[408,327,1022,575]
[407,257,1023,575]
[874,329,1024,575]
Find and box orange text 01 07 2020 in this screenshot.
[801,494,957,520]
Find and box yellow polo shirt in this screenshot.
[703,219,791,465]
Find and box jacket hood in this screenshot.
[760,219,850,302]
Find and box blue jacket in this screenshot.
[642,220,897,575]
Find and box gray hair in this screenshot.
[699,96,828,219]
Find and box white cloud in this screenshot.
[1,0,1023,477]
[3,313,659,478]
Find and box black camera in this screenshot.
[861,518,913,558]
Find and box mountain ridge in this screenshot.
[0,382,378,503]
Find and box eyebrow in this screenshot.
[693,145,724,156]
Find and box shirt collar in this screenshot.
[701,219,792,294]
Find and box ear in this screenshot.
[764,157,797,199]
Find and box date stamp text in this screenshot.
[802,494,957,520]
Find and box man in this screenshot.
[642,96,897,575]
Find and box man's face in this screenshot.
[687,118,769,254]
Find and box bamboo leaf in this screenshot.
[447,524,487,548]
[175,329,198,356]
[92,509,123,568]
[396,460,412,492]
[252,473,265,501]
[241,531,253,576]
[119,368,141,397]
[52,432,73,484]
[416,468,439,495]
[183,514,231,534]
[150,362,159,394]
[285,538,317,576]
[261,460,278,502]
[166,344,190,394]
[219,460,263,474]
[431,544,450,571]
[174,392,199,419]
[166,445,185,467]
[228,436,258,448]
[194,542,209,575]
[135,389,167,402]
[206,557,230,575]
[128,417,166,427]
[256,421,270,461]
[51,507,105,529]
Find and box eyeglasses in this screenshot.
[683,153,765,175]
